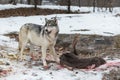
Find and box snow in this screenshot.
[0,4,120,80]
[0,4,120,36]
[0,13,120,36]
[1,60,104,80]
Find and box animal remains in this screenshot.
[60,35,106,70]
[60,53,106,70]
[18,17,59,68]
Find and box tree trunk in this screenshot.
[109,0,114,12]
[20,0,22,4]
[93,0,97,12]
[39,0,42,5]
[78,0,81,7]
[67,0,71,13]
[34,0,38,10]
[27,0,31,4]
[9,0,17,5]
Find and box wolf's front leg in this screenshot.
[49,46,60,63]
[41,46,48,69]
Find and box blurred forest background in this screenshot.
[0,0,120,12]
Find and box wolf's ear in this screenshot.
[45,18,48,22]
[45,18,48,26]
[54,17,57,23]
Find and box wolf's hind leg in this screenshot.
[19,39,28,61]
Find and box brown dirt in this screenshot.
[102,68,120,80]
[0,7,74,18]
[3,32,120,58]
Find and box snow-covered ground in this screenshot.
[0,13,120,36]
[0,4,120,80]
[0,59,104,80]
[0,4,120,36]
[1,13,120,49]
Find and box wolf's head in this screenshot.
[45,17,58,26]
[44,17,59,39]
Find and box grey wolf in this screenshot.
[18,17,59,68]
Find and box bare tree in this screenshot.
[39,0,42,5]
[27,0,31,4]
[106,0,114,12]
[9,0,17,5]
[93,0,97,12]
[67,0,71,13]
[97,0,105,12]
[34,0,42,9]
[78,0,81,7]
[19,0,23,4]
[87,0,91,7]
[34,0,38,10]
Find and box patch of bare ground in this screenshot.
[3,32,120,59]
[0,8,77,18]
[1,32,120,79]
[102,68,120,80]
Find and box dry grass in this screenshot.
[102,68,120,80]
[0,8,75,18]
[114,35,120,48]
